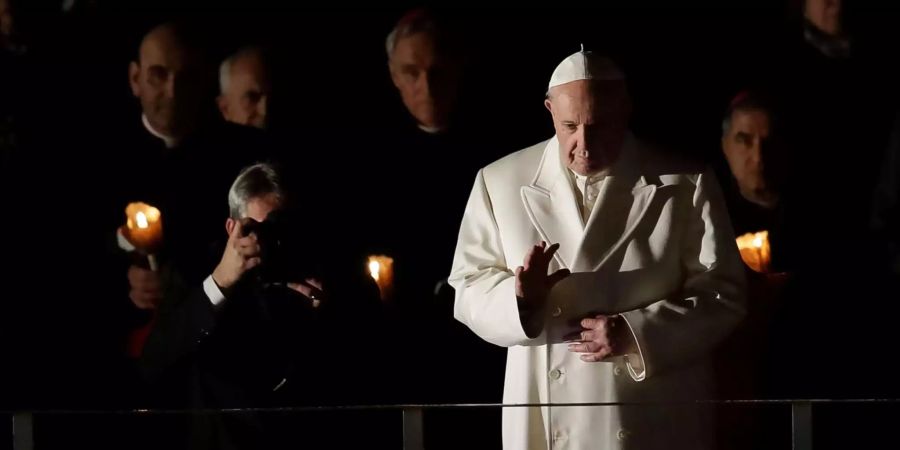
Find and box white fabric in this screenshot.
[449,135,746,450]
[203,275,227,306]
[116,228,137,252]
[417,124,445,135]
[141,114,179,148]
[548,50,624,91]
[568,169,607,223]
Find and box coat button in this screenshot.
[549,369,562,380]
[613,365,622,376]
[551,306,562,317]
[616,429,630,441]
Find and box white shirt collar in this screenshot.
[417,124,446,135]
[569,168,608,186]
[142,114,179,148]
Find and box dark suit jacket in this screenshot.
[138,231,386,450]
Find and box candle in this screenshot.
[735,230,771,273]
[123,202,163,270]
[367,255,394,301]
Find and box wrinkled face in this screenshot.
[129,26,206,138]
[388,32,460,130]
[545,80,631,176]
[805,0,842,35]
[218,52,271,129]
[722,108,783,198]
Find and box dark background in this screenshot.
[1,0,899,438]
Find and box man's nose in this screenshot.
[257,95,268,116]
[417,72,433,99]
[577,126,595,154]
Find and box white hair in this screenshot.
[385,10,439,59]
[218,46,265,94]
[218,55,235,95]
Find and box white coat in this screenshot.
[449,135,746,450]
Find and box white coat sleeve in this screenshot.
[448,169,540,348]
[619,168,747,381]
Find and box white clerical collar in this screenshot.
[417,124,446,135]
[569,169,608,186]
[142,114,180,148]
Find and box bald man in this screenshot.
[128,22,208,147]
[217,47,270,129]
[108,22,270,347]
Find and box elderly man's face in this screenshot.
[545,80,630,176]
[218,51,270,129]
[129,26,206,138]
[722,108,783,201]
[389,32,460,130]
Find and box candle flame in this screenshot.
[369,260,381,281]
[736,230,771,273]
[366,255,394,301]
[123,202,163,251]
[752,235,763,248]
[136,211,149,229]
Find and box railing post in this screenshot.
[792,401,812,450]
[12,412,33,450]
[403,407,424,450]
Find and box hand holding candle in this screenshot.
[735,230,771,273]
[121,202,163,271]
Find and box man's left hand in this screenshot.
[288,278,325,308]
[566,315,625,362]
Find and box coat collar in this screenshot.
[520,134,659,272]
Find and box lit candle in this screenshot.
[736,230,771,273]
[123,202,163,271]
[367,255,394,301]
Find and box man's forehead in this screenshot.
[551,81,627,107]
[732,108,771,126]
[232,53,267,76]
[392,32,440,64]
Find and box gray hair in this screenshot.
[219,46,264,94]
[385,9,441,58]
[227,162,284,219]
[721,91,777,136]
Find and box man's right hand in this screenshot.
[515,241,570,312]
[212,219,262,290]
[128,265,161,310]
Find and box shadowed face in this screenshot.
[218,50,271,129]
[546,79,631,176]
[129,25,207,138]
[389,31,460,131]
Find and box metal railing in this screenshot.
[9,399,899,450]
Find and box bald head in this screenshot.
[217,47,271,129]
[545,79,631,176]
[129,23,207,139]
